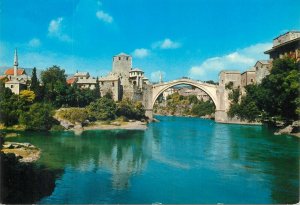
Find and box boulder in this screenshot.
[277,125,293,135]
[60,120,74,129]
[73,123,83,130]
[110,122,121,126]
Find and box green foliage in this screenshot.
[0,85,34,126]
[225,81,234,90]
[205,80,218,85]
[188,95,198,104]
[116,99,145,120]
[191,100,215,116]
[19,90,35,103]
[228,58,299,122]
[155,91,215,117]
[41,66,68,107]
[19,103,54,131]
[30,67,43,101]
[228,87,240,104]
[258,58,300,120]
[88,96,116,120]
[65,85,97,107]
[94,77,101,99]
[50,124,65,131]
[57,108,89,124]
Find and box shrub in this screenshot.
[57,108,89,124]
[19,103,54,131]
[88,97,116,120]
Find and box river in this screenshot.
[7,116,300,204]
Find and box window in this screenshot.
[11,85,14,88]
[112,82,114,87]
[101,82,104,85]
[126,57,129,60]
[119,57,121,60]
[250,79,254,82]
[80,77,83,79]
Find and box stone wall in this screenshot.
[219,71,241,88]
[255,62,271,84]
[100,79,120,101]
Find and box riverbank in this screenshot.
[82,120,148,131]
[154,113,214,120]
[1,142,41,162]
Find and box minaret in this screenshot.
[13,48,18,77]
[159,71,163,83]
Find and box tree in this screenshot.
[258,58,300,121]
[191,100,215,116]
[116,99,146,120]
[57,108,89,124]
[94,77,101,99]
[19,90,35,103]
[30,67,42,100]
[88,97,116,120]
[41,66,68,107]
[19,103,54,131]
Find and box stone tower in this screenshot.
[112,53,132,77]
[14,48,18,77]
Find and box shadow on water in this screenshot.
[0,152,63,204]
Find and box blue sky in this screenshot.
[0,0,299,82]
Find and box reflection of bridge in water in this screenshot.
[142,78,229,122]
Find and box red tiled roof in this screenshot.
[4,68,25,75]
[67,77,77,85]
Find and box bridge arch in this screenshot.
[151,79,219,110]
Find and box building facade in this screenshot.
[3,49,29,94]
[219,71,241,88]
[241,68,256,87]
[264,31,300,62]
[254,60,271,84]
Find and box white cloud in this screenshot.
[153,38,181,49]
[96,10,113,23]
[151,70,166,82]
[48,17,72,42]
[28,38,41,47]
[132,48,150,58]
[188,42,272,79]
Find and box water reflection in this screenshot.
[9,116,300,204]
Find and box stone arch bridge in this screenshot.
[142,78,229,122]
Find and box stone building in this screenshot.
[264,31,300,61]
[162,88,176,100]
[99,74,121,101]
[5,79,27,95]
[241,68,256,87]
[254,60,271,84]
[70,72,97,89]
[3,49,28,94]
[66,53,150,102]
[177,87,210,101]
[219,71,241,88]
[100,52,150,101]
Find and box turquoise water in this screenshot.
[8,116,300,204]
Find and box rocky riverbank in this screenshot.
[274,120,300,138]
[1,142,41,162]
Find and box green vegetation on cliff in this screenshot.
[154,92,215,117]
[228,58,300,122]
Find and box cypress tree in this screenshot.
[94,77,101,99]
[30,67,39,91]
[30,67,42,101]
